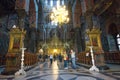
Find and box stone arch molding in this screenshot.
[106,20,119,35]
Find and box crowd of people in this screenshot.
[38,49,77,69]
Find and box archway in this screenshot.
[108,23,118,35]
[107,23,119,51]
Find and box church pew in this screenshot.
[104,52,120,64]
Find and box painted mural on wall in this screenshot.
[13,38,20,49]
[91,37,98,46]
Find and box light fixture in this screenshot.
[50,5,69,27]
[53,49,57,53]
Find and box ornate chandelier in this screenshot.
[50,5,69,26]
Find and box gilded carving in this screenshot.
[86,28,103,53]
[8,26,26,53]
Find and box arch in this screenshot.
[49,28,61,38]
[108,23,118,36]
[106,23,119,51]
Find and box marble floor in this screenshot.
[0,60,120,80]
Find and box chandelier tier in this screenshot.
[50,5,69,26]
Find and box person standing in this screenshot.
[50,54,53,65]
[39,54,42,62]
[70,49,76,69]
[68,51,71,67]
[58,53,63,68]
[63,51,68,69]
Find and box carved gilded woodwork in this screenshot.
[42,35,65,55]
[48,35,64,55]
[86,28,103,53]
[3,26,26,74]
[8,27,26,53]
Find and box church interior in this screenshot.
[0,0,120,80]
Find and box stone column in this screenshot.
[15,0,26,28]
[75,27,82,53]
[85,11,93,30]
[16,10,26,28]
